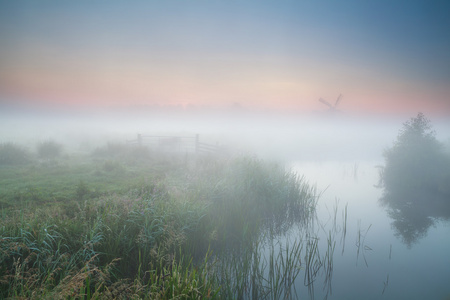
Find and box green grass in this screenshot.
[0,143,324,299]
[0,151,186,208]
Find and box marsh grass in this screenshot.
[212,237,306,299]
[355,221,372,267]
[1,143,324,299]
[0,185,218,299]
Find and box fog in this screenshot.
[2,0,450,297]
[2,105,450,299]
[5,105,448,163]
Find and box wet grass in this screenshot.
[0,143,334,299]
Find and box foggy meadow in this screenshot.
[2,0,450,298]
[1,105,450,299]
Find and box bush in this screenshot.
[0,142,30,165]
[379,114,450,247]
[183,156,317,252]
[37,140,63,160]
[382,113,449,193]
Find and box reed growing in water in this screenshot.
[1,146,325,299]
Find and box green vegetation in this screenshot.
[0,142,30,165]
[0,142,325,299]
[37,140,63,160]
[380,113,450,246]
[382,112,450,194]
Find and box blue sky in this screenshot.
[1,1,449,115]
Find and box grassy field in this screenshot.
[0,141,323,299]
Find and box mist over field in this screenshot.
[4,104,449,163]
[2,103,450,299]
[2,0,450,298]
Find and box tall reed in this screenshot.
[1,154,319,299]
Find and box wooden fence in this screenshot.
[127,134,223,155]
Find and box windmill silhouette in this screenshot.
[318,94,342,112]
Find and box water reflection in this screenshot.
[379,113,450,247]
[292,160,450,299]
[380,187,450,247]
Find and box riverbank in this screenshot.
[0,143,318,299]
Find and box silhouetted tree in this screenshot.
[380,113,450,246]
[382,113,446,193]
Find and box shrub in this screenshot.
[380,113,450,246]
[183,156,317,252]
[37,140,63,160]
[0,142,29,165]
[382,113,448,191]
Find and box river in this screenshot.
[289,160,450,299]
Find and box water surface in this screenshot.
[290,160,450,300]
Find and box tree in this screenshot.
[382,113,444,192]
[380,113,450,246]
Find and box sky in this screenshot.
[1,1,450,116]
